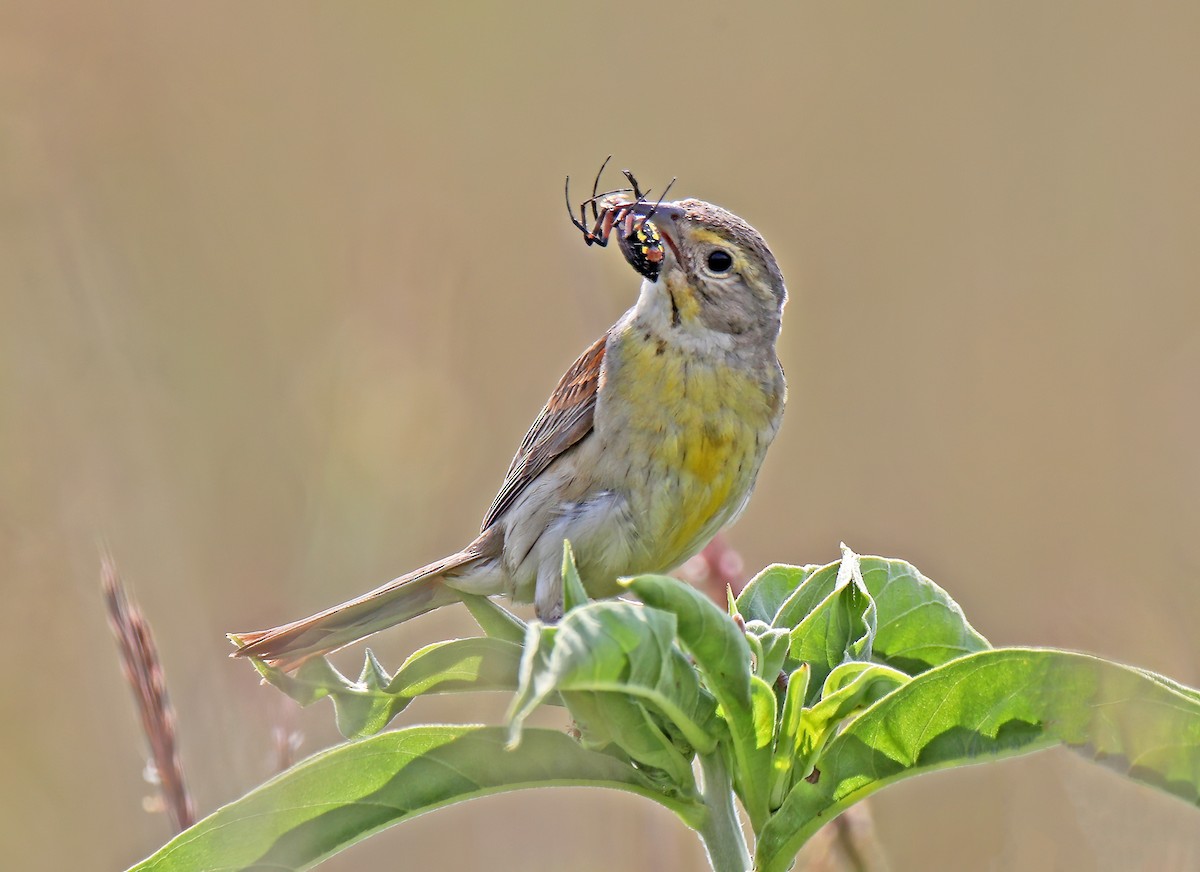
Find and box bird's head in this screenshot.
[598,195,787,348]
[644,198,786,338]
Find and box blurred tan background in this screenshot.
[3,2,1199,870]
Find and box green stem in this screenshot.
[696,752,752,872]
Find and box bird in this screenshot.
[230,183,788,671]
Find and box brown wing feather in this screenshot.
[481,334,607,530]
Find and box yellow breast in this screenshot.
[598,327,783,570]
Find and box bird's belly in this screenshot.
[627,418,763,571]
[592,350,778,575]
[510,429,761,603]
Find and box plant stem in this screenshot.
[696,752,752,872]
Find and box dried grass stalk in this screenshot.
[101,551,195,832]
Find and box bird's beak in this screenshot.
[627,201,686,225]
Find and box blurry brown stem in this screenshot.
[836,803,890,872]
[272,698,303,773]
[101,550,195,832]
[796,803,890,872]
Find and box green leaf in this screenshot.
[788,549,875,692]
[253,638,524,739]
[766,663,908,812]
[736,563,820,626]
[794,663,910,769]
[561,539,589,612]
[507,622,558,745]
[384,639,523,698]
[755,648,1200,872]
[250,655,352,706]
[859,556,990,673]
[558,690,696,788]
[625,573,773,829]
[507,601,719,760]
[751,675,779,754]
[460,593,526,643]
[773,561,842,630]
[754,626,792,682]
[769,665,811,810]
[128,726,703,872]
[774,551,989,675]
[815,660,910,710]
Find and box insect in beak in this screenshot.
[614,210,666,281]
[565,159,681,281]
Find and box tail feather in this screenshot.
[229,553,474,671]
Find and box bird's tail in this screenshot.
[228,552,477,671]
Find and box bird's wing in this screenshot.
[481,333,607,530]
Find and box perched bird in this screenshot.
[231,183,788,670]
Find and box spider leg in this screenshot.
[578,186,635,212]
[565,175,593,237]
[588,156,613,224]
[566,179,632,245]
[645,177,677,222]
[568,163,675,250]
[622,169,646,201]
[623,208,637,238]
[588,204,621,247]
[577,189,636,247]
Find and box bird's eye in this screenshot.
[706,249,734,273]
